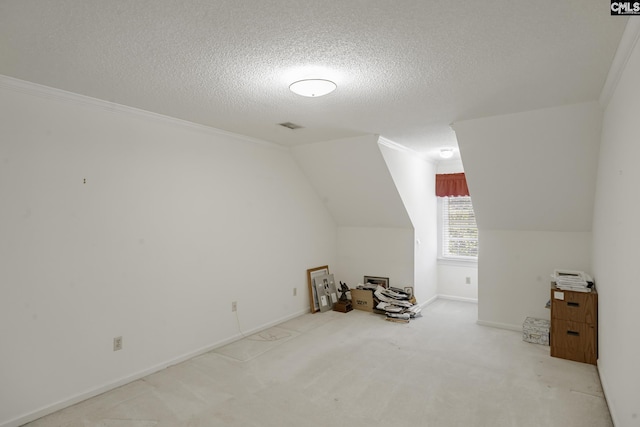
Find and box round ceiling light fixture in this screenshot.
[289,79,337,97]
[439,148,454,159]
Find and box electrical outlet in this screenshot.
[113,336,123,351]
[293,287,297,296]
[465,277,471,285]
[232,301,237,312]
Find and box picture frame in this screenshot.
[363,275,389,288]
[403,286,414,299]
[314,273,338,313]
[307,265,329,314]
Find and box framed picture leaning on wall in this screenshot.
[307,265,329,313]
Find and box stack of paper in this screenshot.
[372,285,421,321]
[385,312,411,323]
[551,270,593,292]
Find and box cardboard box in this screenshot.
[523,317,550,346]
[350,288,374,312]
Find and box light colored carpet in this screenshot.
[24,300,612,427]
[213,327,300,362]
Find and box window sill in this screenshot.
[437,257,478,267]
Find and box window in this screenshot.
[441,196,478,259]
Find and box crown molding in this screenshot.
[599,19,640,108]
[0,74,286,151]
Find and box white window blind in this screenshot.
[442,196,478,259]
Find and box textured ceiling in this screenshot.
[0,1,626,160]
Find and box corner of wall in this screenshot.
[599,19,640,108]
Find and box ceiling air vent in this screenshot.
[278,122,303,130]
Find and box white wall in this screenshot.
[437,262,478,302]
[455,102,602,330]
[455,102,602,232]
[292,137,438,304]
[0,79,337,427]
[378,141,438,304]
[291,136,419,300]
[291,135,411,228]
[436,158,465,174]
[477,230,591,329]
[592,21,640,427]
[336,226,414,289]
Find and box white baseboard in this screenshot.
[420,294,439,308]
[438,294,478,304]
[2,308,309,427]
[597,360,618,427]
[476,319,523,332]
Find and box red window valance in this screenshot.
[436,173,470,197]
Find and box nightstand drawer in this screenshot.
[551,291,596,324]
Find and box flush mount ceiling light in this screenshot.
[440,148,454,159]
[289,79,337,97]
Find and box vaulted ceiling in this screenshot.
[0,1,626,160]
